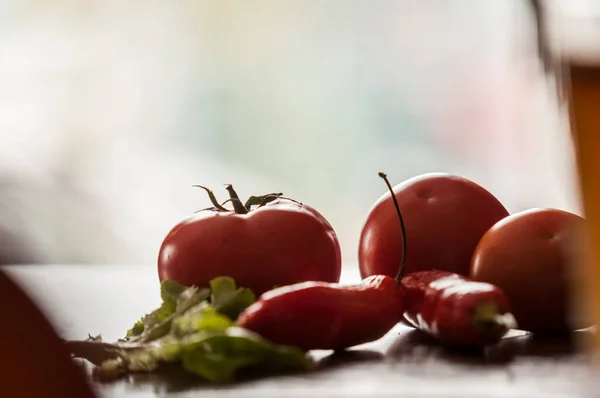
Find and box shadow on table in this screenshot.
[316,349,384,370]
[110,363,315,394]
[385,327,592,366]
[113,364,205,393]
[96,329,593,394]
[495,328,593,358]
[103,349,385,393]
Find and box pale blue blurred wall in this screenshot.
[0,1,577,265]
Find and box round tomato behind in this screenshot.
[359,173,509,279]
[471,208,590,334]
[158,186,342,296]
[0,270,96,398]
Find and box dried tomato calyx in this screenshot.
[193,184,295,214]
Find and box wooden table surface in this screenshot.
[3,264,596,398]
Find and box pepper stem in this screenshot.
[379,172,408,283]
[473,303,518,333]
[225,184,249,214]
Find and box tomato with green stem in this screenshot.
[158,184,342,296]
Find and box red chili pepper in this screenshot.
[401,270,517,346]
[237,173,407,351]
[237,275,404,351]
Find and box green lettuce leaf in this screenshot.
[92,327,311,383]
[70,277,308,383]
[124,299,174,339]
[171,306,232,337]
[209,276,256,320]
[125,281,210,342]
[179,327,311,383]
[160,280,186,303]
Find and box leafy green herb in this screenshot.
[171,306,232,337]
[160,280,186,302]
[68,277,311,383]
[210,277,256,320]
[124,280,199,339]
[178,327,311,383]
[124,282,210,343]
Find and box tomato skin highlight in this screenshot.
[158,199,342,296]
[471,208,589,334]
[359,173,509,279]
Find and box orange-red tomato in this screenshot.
[158,199,342,296]
[0,270,96,398]
[359,173,509,279]
[471,208,589,334]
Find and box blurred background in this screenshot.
[0,0,580,267]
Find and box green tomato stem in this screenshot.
[225,184,249,214]
[193,185,229,212]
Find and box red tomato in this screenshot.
[471,208,590,334]
[359,173,509,279]
[158,199,342,295]
[0,270,96,397]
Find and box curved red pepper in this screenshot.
[237,274,404,351]
[401,270,517,346]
